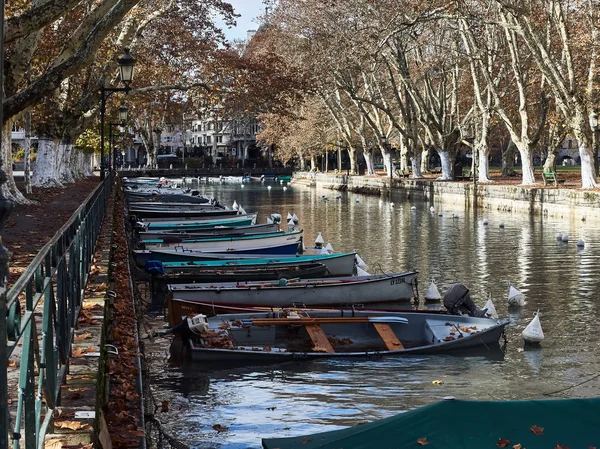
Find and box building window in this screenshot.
[216,135,223,143]
[206,135,212,144]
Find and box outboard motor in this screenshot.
[167,314,209,338]
[443,284,487,317]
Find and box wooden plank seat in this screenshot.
[542,171,565,187]
[249,316,409,354]
[304,323,335,353]
[372,323,405,350]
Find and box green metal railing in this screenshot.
[0,172,113,449]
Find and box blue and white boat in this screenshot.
[141,230,303,251]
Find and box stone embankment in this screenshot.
[292,172,600,221]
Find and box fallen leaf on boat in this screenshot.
[432,380,444,385]
[301,438,312,444]
[497,438,510,448]
[54,420,90,431]
[212,424,228,433]
[72,348,86,357]
[7,360,17,368]
[74,332,93,341]
[417,437,428,445]
[554,444,570,449]
[444,336,455,341]
[530,425,543,435]
[45,439,65,449]
[513,444,522,449]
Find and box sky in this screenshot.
[218,0,266,42]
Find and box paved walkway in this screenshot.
[41,189,115,448]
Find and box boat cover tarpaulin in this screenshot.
[262,397,600,449]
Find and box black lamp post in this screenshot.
[590,111,599,178]
[108,105,128,171]
[99,48,136,180]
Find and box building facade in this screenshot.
[185,109,263,168]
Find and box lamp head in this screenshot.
[118,104,128,124]
[117,48,136,86]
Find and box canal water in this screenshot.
[144,180,600,448]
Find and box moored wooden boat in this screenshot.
[167,272,418,314]
[137,214,257,230]
[262,396,597,449]
[130,208,240,220]
[134,251,357,275]
[141,229,303,251]
[179,309,508,362]
[137,223,281,240]
[150,262,330,310]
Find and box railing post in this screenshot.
[0,161,14,449]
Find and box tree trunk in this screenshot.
[349,147,358,175]
[502,140,516,176]
[437,150,452,180]
[32,138,65,187]
[1,121,32,203]
[477,143,493,183]
[411,152,423,178]
[59,143,75,184]
[543,152,557,173]
[364,149,375,175]
[381,148,392,177]
[572,128,597,189]
[514,140,536,185]
[420,147,429,173]
[399,138,409,171]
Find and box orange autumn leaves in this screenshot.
[416,423,598,448]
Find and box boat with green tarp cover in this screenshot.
[261,396,600,449]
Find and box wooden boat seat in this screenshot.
[304,324,335,353]
[372,323,405,350]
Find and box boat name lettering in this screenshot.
[390,278,406,285]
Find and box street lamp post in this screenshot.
[99,48,136,180]
[108,104,128,171]
[590,111,599,178]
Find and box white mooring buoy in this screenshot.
[355,253,367,270]
[315,232,325,249]
[424,280,441,301]
[483,297,499,319]
[508,283,525,307]
[483,218,489,225]
[522,311,544,344]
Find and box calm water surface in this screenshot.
[145,180,600,448]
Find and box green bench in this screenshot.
[542,171,565,187]
[461,168,472,180]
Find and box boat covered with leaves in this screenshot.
[177,309,508,362]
